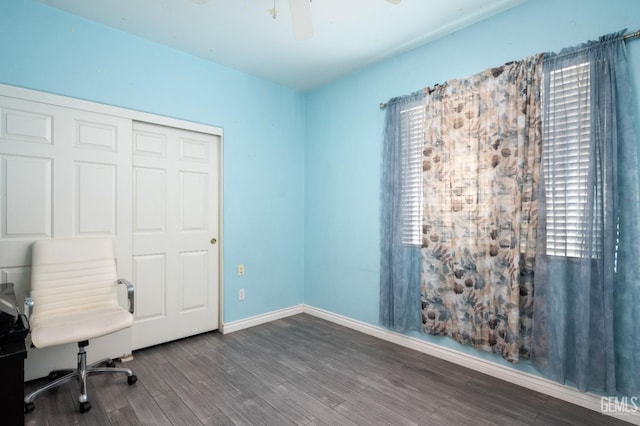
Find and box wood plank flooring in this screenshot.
[24,314,630,425]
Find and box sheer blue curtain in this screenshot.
[531,31,640,396]
[380,92,424,333]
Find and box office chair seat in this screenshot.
[30,305,133,348]
[24,237,138,414]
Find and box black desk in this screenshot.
[0,339,27,425]
[0,283,28,426]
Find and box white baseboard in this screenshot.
[220,304,304,334]
[302,305,640,425]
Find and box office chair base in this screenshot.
[24,342,137,414]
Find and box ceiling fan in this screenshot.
[283,0,401,40]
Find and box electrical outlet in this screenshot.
[237,264,245,276]
[239,288,245,301]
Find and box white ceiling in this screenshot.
[38,0,526,91]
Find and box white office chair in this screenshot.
[23,237,138,414]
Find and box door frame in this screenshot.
[0,83,225,337]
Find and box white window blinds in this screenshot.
[543,61,602,257]
[400,104,424,247]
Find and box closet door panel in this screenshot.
[75,162,117,235]
[1,155,52,239]
[1,107,53,144]
[133,253,166,321]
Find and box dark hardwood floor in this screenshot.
[24,314,630,425]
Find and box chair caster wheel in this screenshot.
[25,402,35,414]
[80,401,91,413]
[128,374,138,385]
[106,360,116,368]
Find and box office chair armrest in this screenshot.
[24,292,34,318]
[117,279,135,314]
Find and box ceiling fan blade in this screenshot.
[385,0,401,4]
[289,0,313,40]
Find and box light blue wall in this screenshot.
[0,0,306,323]
[305,0,640,375]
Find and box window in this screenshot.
[396,60,601,259]
[397,62,600,258]
[399,104,424,247]
[542,62,602,258]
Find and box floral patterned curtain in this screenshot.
[420,55,543,362]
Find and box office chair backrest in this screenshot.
[31,237,120,320]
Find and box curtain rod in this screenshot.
[378,28,640,110]
[624,29,640,41]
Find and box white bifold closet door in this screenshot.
[0,95,133,380]
[131,121,219,350]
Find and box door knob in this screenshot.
[210,238,217,245]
